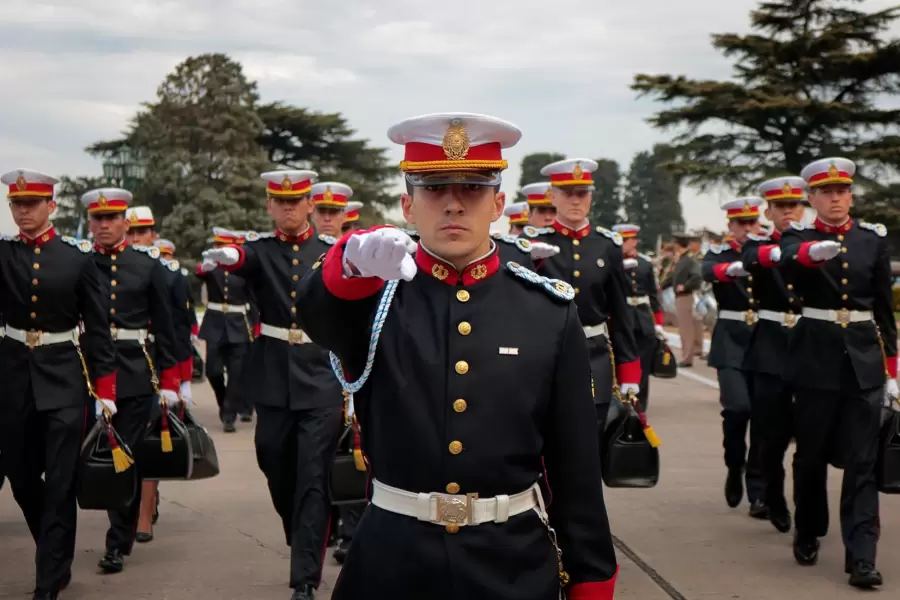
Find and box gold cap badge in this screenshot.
[743,203,751,212]
[544,188,552,200]
[281,176,293,191]
[782,182,793,195]
[442,119,470,161]
[128,211,138,223]
[828,164,839,178]
[572,164,584,180]
[98,193,108,207]
[15,173,27,190]
[323,185,334,202]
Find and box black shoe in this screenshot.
[291,584,316,600]
[135,531,154,543]
[32,592,58,600]
[725,468,743,508]
[240,413,253,422]
[748,499,769,520]
[333,539,350,564]
[98,548,125,573]
[793,535,819,566]
[152,493,159,525]
[769,509,792,533]
[848,561,882,588]
[223,422,236,433]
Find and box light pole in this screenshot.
[77,145,146,239]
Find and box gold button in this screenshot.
[789,298,795,303]
[843,262,849,269]
[291,291,297,298]
[838,235,844,241]
[446,482,460,494]
[456,290,470,302]
[293,275,299,281]
[842,294,848,300]
[747,287,752,293]
[293,245,299,251]
[34,247,41,255]
[32,278,38,285]
[33,263,40,270]
[455,361,469,374]
[574,270,581,277]
[453,399,467,412]
[445,524,460,534]
[30,312,37,319]
[457,321,471,335]
[573,240,580,246]
[841,247,847,253]
[574,288,580,294]
[111,293,117,300]
[448,441,463,455]
[574,253,580,260]
[111,265,117,272]
[841,323,848,329]
[561,228,569,235]
[291,307,296,313]
[787,284,793,290]
[224,273,229,278]
[31,295,37,303]
[292,258,299,265]
[110,308,116,315]
[291,323,298,329]
[111,254,116,261]
[111,280,117,287]
[224,286,229,292]
[842,278,848,285]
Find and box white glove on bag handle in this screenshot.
[343,228,417,282]
[203,247,240,266]
[725,261,750,277]
[808,241,841,262]
[159,389,179,406]
[95,399,117,417]
[179,381,193,407]
[622,258,639,269]
[530,242,560,260]
[885,379,900,409]
[620,383,640,399]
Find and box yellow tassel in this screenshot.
[161,430,173,453]
[111,447,134,473]
[353,448,366,472]
[662,351,671,366]
[644,426,662,448]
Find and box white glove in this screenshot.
[343,228,417,282]
[725,261,749,277]
[200,257,219,272]
[95,399,117,417]
[885,379,899,409]
[808,241,841,262]
[620,383,640,400]
[203,247,240,266]
[179,381,193,407]
[768,246,782,263]
[623,258,639,269]
[530,242,560,260]
[159,389,179,406]
[654,324,666,338]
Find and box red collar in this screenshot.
[415,243,500,286]
[17,226,57,246]
[814,217,852,234]
[771,230,782,241]
[624,250,637,258]
[729,240,741,252]
[552,220,590,239]
[276,226,314,244]
[94,238,129,254]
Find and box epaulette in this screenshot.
[318,233,337,245]
[505,261,575,302]
[244,230,275,243]
[708,244,724,255]
[132,245,161,259]
[789,221,813,231]
[159,258,180,272]
[493,233,532,253]
[522,225,553,238]
[858,221,887,237]
[181,267,189,277]
[747,233,771,243]
[595,226,623,246]
[60,236,93,253]
[638,252,653,262]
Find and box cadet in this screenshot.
[341,201,364,234]
[310,181,352,237]
[202,170,344,600]
[503,201,529,235]
[613,224,664,412]
[778,158,895,587]
[521,181,556,227]
[197,227,255,431]
[0,169,117,600]
[739,177,806,534]
[297,111,619,600]
[82,188,181,574]
[529,158,640,432]
[702,197,766,517]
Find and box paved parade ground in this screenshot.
[2,360,898,600]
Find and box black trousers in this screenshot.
[717,367,764,502]
[105,394,153,554]
[206,340,251,422]
[636,332,656,412]
[751,372,794,514]
[793,381,882,563]
[255,404,343,589]
[0,384,85,594]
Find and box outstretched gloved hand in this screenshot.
[343,228,418,282]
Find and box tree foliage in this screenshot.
[621,145,684,249]
[514,152,565,203]
[590,158,622,226]
[53,176,109,237]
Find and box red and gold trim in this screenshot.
[156,240,175,254]
[267,178,313,197]
[808,165,853,187]
[553,220,590,239]
[159,366,180,391]
[549,169,593,187]
[568,566,619,600]
[277,227,314,244]
[8,180,54,199]
[94,371,117,401]
[344,208,361,223]
[507,208,529,225]
[764,185,805,201]
[213,233,238,244]
[312,189,349,208]
[93,239,129,254]
[711,263,734,282]
[526,190,553,207]
[795,242,826,268]
[127,213,154,227]
[616,360,641,386]
[617,229,639,239]
[179,358,193,383]
[758,245,780,268]
[87,199,129,214]
[726,206,760,220]
[415,243,500,286]
[18,226,57,246]
[399,142,507,172]
[814,217,852,234]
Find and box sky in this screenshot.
[1,0,897,235]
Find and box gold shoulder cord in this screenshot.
[242,312,255,343]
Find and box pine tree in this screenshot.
[590,158,622,227]
[514,152,565,202]
[622,146,684,250]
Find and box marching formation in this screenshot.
[0,111,898,600]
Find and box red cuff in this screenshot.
[179,358,193,382]
[253,322,261,337]
[796,241,825,268]
[711,262,733,282]
[191,324,199,336]
[758,244,779,268]
[568,565,619,600]
[94,371,116,401]
[654,310,664,326]
[322,231,386,301]
[616,359,641,385]
[220,244,245,272]
[159,366,180,391]
[195,263,207,277]
[887,355,897,379]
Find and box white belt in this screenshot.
[583,323,609,338]
[260,323,310,345]
[757,310,801,327]
[3,326,78,349]
[206,302,248,314]
[718,310,758,325]
[627,295,650,307]
[371,479,540,527]
[802,308,873,324]
[110,327,149,342]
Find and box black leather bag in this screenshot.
[329,424,369,505]
[138,406,193,481]
[192,345,205,382]
[77,420,139,511]
[602,406,660,488]
[181,408,220,480]
[877,410,900,494]
[651,337,677,379]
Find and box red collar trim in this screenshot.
[415,242,500,286]
[729,240,741,252]
[276,226,313,244]
[771,230,782,241]
[17,226,57,246]
[624,250,637,258]
[814,217,852,234]
[552,220,590,239]
[94,238,129,254]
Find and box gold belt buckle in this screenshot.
[784,313,796,328]
[110,326,119,341]
[744,310,757,326]
[287,329,305,345]
[25,330,41,349]
[435,493,479,525]
[837,308,851,324]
